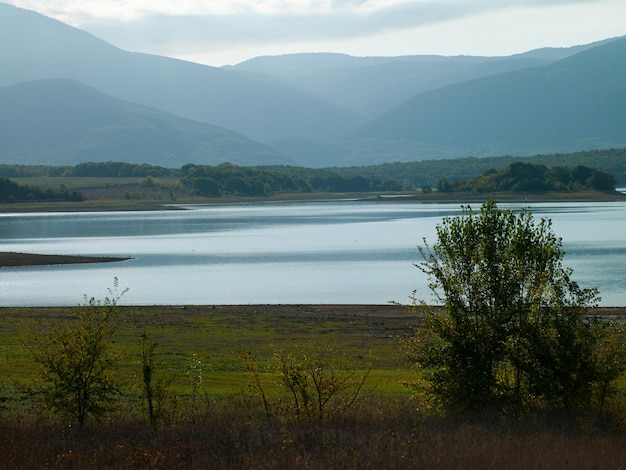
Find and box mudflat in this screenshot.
[0,251,130,268]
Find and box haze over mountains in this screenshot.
[348,37,626,155]
[0,79,289,166]
[1,2,625,168]
[227,41,610,119]
[0,3,363,145]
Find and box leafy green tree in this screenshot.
[436,177,451,193]
[192,176,221,196]
[25,280,127,427]
[587,169,616,190]
[407,200,625,413]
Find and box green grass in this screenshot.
[0,304,419,400]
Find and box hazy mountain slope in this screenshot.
[0,79,291,167]
[0,3,365,144]
[228,41,615,118]
[298,56,552,118]
[229,42,609,79]
[345,37,626,158]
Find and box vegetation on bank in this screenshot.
[3,401,626,469]
[435,161,615,193]
[0,176,83,203]
[0,152,622,205]
[333,147,626,188]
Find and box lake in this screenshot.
[0,200,624,306]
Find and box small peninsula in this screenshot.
[0,252,130,268]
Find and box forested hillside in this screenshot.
[0,3,364,144]
[228,41,608,119]
[332,148,626,187]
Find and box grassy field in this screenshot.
[2,305,626,468]
[0,304,420,399]
[4,304,624,395]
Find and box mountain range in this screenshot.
[1,2,625,168]
[0,3,363,145]
[0,79,289,166]
[227,41,610,119]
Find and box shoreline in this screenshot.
[0,190,624,213]
[2,304,624,318]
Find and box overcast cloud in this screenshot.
[6,0,626,65]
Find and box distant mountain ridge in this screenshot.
[0,2,364,144]
[1,1,625,168]
[0,79,290,166]
[228,39,615,118]
[267,36,626,166]
[346,36,626,155]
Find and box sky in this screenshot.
[6,0,626,66]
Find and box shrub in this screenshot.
[24,279,127,427]
[406,200,626,414]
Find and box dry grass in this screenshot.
[2,398,626,469]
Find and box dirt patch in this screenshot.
[114,304,626,321]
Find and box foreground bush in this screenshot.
[23,280,127,428]
[242,342,371,422]
[408,200,626,414]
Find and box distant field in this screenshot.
[4,304,624,399]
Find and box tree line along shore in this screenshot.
[0,156,624,209]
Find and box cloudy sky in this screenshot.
[7,0,626,66]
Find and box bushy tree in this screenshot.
[407,200,625,413]
[25,280,127,427]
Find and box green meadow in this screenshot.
[0,304,419,401]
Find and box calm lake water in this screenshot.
[0,200,624,306]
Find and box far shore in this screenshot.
[0,189,624,213]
